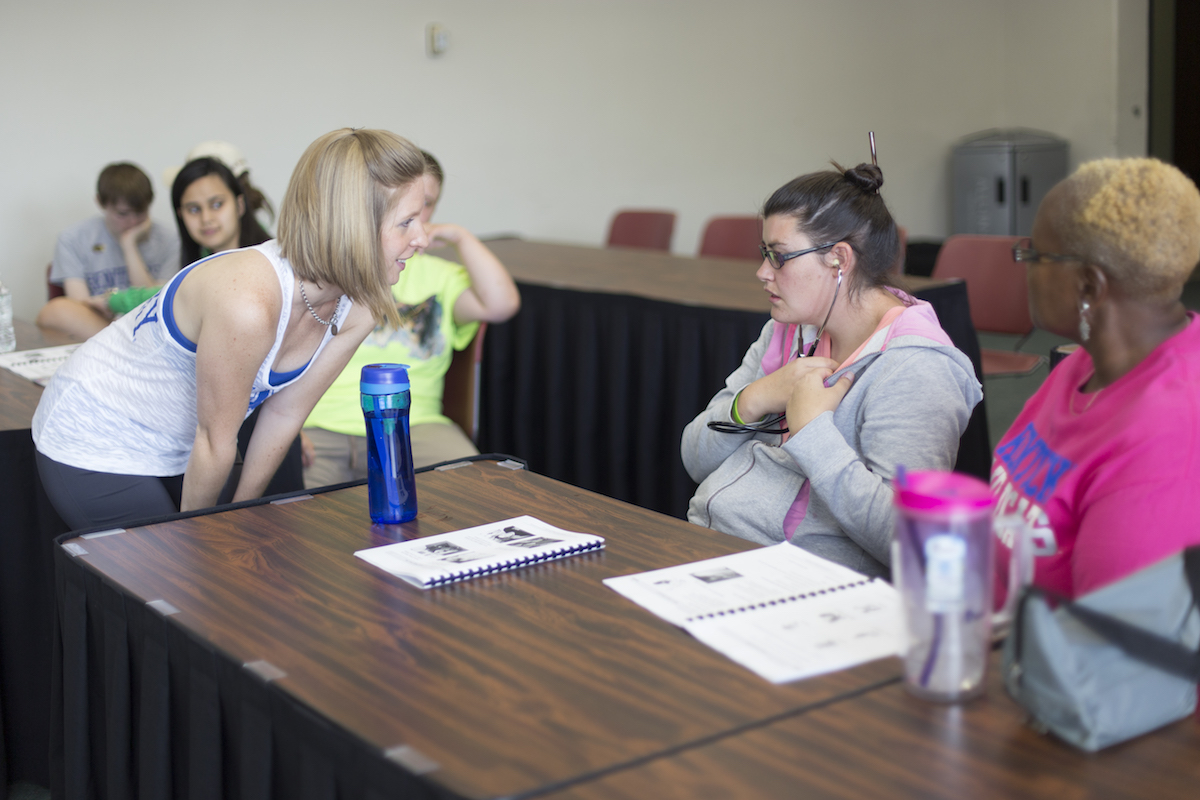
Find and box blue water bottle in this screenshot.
[360,363,418,524]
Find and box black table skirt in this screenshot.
[1,418,304,790]
[0,428,67,789]
[52,456,518,800]
[477,281,990,519]
[53,542,441,800]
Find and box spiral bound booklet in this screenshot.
[0,343,82,386]
[355,515,605,589]
[605,543,901,683]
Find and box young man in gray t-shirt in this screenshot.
[38,161,180,338]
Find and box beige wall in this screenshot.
[0,0,1142,319]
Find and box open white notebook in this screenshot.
[605,543,901,683]
[0,343,82,386]
[355,515,605,589]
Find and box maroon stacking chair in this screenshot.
[47,263,64,299]
[698,216,762,261]
[443,323,487,441]
[931,234,1046,377]
[606,210,676,251]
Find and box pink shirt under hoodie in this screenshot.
[992,312,1200,607]
[760,297,945,540]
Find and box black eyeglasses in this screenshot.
[759,241,838,270]
[1011,237,1084,265]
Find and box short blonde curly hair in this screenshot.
[1055,158,1200,299]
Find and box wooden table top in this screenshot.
[0,319,78,433]
[463,239,956,314]
[0,244,954,430]
[539,648,1200,800]
[63,461,902,800]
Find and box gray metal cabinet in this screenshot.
[951,129,1068,236]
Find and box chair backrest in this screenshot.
[606,210,675,251]
[443,323,488,441]
[931,234,1030,335]
[47,262,64,299]
[698,216,762,261]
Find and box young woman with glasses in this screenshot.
[682,158,982,578]
[992,158,1200,606]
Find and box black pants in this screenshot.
[35,450,184,530]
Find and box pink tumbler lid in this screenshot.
[894,469,995,516]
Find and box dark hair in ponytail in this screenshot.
[237,173,275,226]
[762,161,899,298]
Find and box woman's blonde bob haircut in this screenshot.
[278,128,426,327]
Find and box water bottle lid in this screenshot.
[894,469,995,516]
[360,363,410,395]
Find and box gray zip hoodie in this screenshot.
[681,295,982,578]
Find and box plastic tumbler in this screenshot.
[892,470,996,702]
[360,363,418,524]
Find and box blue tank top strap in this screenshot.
[162,264,199,353]
[161,251,232,353]
[268,363,308,387]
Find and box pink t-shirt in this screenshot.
[992,312,1200,607]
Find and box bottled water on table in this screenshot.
[0,280,15,353]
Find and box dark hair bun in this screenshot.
[843,163,884,194]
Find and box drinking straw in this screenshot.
[365,395,402,519]
[382,413,400,514]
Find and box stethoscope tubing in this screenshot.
[710,270,843,437]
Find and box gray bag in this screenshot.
[1002,547,1200,751]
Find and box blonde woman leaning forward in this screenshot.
[301,149,520,483]
[33,129,429,529]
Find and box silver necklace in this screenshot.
[298,280,339,336]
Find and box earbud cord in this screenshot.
[804,267,842,358]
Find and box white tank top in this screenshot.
[33,240,352,476]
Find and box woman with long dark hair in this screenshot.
[172,156,271,267]
[71,155,274,322]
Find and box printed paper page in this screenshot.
[0,343,82,386]
[604,542,872,626]
[684,579,902,683]
[355,515,602,588]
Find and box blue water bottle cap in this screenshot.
[360,363,410,395]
